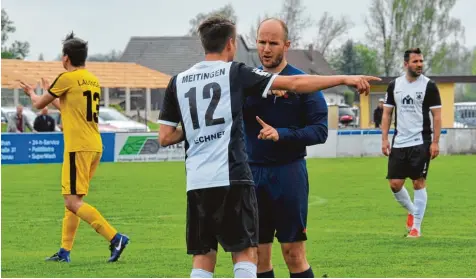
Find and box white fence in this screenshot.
[4,129,473,165]
[112,129,476,163]
[306,129,476,158]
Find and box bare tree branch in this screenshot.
[187,4,237,36]
[313,12,352,57]
[366,0,465,76]
[278,0,312,48]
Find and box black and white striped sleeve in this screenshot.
[424,80,442,109]
[232,62,277,98]
[384,80,396,107]
[158,76,180,127]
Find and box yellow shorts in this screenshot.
[62,151,102,195]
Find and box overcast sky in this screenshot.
[2,0,475,61]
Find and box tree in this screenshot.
[365,0,465,76]
[460,47,476,102]
[344,90,355,105]
[354,44,380,75]
[1,9,30,59]
[365,0,405,76]
[247,14,269,48]
[330,40,380,75]
[38,53,44,61]
[336,40,361,75]
[278,0,311,48]
[187,4,237,36]
[430,42,471,75]
[313,12,351,57]
[88,49,123,62]
[1,8,15,45]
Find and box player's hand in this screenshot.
[256,116,279,142]
[271,90,287,97]
[41,78,50,91]
[382,139,391,156]
[344,76,382,96]
[18,80,35,96]
[430,142,439,159]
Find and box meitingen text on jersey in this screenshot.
[182,68,226,83]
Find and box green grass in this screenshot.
[2,155,476,277]
[147,121,159,131]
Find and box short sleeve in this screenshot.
[424,80,442,109]
[384,80,396,107]
[48,73,71,98]
[233,62,277,98]
[158,76,181,127]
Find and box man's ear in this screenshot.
[284,40,291,51]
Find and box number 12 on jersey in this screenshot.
[184,82,225,130]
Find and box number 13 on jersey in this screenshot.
[184,82,225,130]
[83,90,100,123]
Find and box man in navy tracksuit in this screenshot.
[244,18,328,278]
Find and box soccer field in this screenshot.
[2,155,475,278]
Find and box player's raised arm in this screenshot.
[235,62,381,98]
[41,78,61,110]
[271,74,382,96]
[18,80,55,110]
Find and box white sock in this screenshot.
[393,187,416,214]
[413,188,428,231]
[233,261,257,278]
[191,268,213,278]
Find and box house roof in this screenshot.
[120,36,205,76]
[120,35,346,94]
[1,59,171,89]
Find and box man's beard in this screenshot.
[261,53,284,69]
[408,68,422,77]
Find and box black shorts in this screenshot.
[386,142,431,180]
[186,184,259,255]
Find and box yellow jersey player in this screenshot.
[19,32,129,263]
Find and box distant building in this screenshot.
[120,35,347,106]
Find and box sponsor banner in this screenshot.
[1,132,115,165]
[114,133,185,162]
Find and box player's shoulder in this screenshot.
[283,64,306,75]
[420,75,436,86]
[391,75,406,85]
[52,71,70,82]
[231,61,265,73]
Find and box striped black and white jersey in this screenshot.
[158,61,277,192]
[384,74,442,148]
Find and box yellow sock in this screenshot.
[76,203,117,242]
[61,207,80,251]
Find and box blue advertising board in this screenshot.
[1,132,115,165]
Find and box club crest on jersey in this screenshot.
[416,91,423,100]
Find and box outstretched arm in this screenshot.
[236,63,381,99]
[271,75,381,96]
